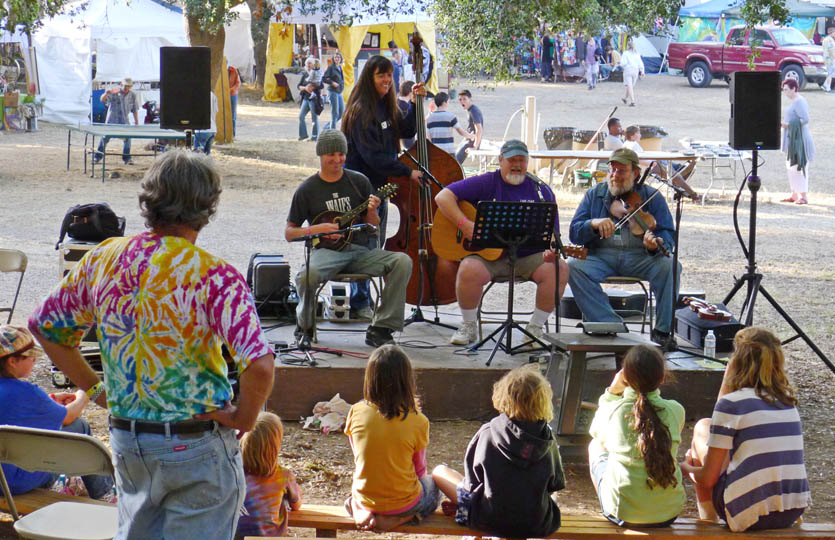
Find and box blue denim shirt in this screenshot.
[569,181,675,253]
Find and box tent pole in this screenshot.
[660,14,679,74]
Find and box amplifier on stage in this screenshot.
[675,302,743,353]
[246,253,293,318]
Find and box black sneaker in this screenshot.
[365,326,395,348]
[650,329,676,352]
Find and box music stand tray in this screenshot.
[468,200,557,366]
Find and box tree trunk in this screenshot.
[185,15,227,90]
[245,0,273,88]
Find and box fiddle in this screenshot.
[610,190,670,257]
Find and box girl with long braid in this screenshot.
[588,344,685,527]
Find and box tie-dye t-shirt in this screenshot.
[29,232,272,422]
[236,466,301,538]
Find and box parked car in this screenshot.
[667,25,827,89]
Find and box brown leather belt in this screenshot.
[109,416,216,435]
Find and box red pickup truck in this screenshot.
[667,25,827,89]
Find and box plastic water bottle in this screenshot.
[704,330,717,359]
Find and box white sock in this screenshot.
[530,308,551,327]
[461,308,478,323]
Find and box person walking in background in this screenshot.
[229,64,241,138]
[29,150,276,540]
[426,92,473,155]
[681,327,810,532]
[588,345,685,527]
[323,52,345,129]
[297,57,322,141]
[344,345,440,532]
[193,91,218,155]
[541,30,554,82]
[584,36,598,90]
[398,81,416,150]
[821,26,834,93]
[780,78,814,205]
[454,90,483,164]
[388,40,408,91]
[94,77,139,165]
[620,38,644,107]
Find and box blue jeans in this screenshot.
[96,136,131,163]
[230,94,238,137]
[393,64,403,94]
[541,59,553,80]
[110,422,245,540]
[299,98,320,140]
[193,132,215,154]
[568,248,681,333]
[350,201,388,310]
[46,418,114,499]
[326,89,344,129]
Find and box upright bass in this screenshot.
[385,33,463,307]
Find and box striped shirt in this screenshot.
[427,110,458,154]
[707,387,811,532]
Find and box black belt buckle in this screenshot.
[109,416,215,435]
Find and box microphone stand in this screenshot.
[398,150,456,330]
[279,227,362,366]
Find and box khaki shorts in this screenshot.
[464,251,545,282]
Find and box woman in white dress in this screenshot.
[780,78,814,205]
[619,38,644,107]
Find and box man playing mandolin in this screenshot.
[568,147,681,349]
[435,140,569,346]
[285,130,412,348]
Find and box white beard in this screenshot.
[506,172,526,185]
[608,177,634,196]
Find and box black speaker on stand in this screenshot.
[724,71,834,374]
[160,46,212,147]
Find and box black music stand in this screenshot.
[467,201,557,366]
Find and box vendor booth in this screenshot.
[263,0,437,102]
[32,0,187,125]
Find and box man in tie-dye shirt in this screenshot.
[29,150,275,540]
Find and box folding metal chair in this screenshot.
[0,425,118,540]
[0,248,27,324]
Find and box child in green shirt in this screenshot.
[588,344,685,527]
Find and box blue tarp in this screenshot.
[679,0,742,18]
[679,0,835,18]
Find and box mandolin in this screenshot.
[683,297,733,322]
[311,183,398,251]
[431,201,504,261]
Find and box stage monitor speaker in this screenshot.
[729,71,781,150]
[160,46,211,130]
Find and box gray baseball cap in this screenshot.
[500,139,529,159]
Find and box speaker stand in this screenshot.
[185,129,193,149]
[723,149,834,374]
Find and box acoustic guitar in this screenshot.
[311,183,398,251]
[431,201,504,261]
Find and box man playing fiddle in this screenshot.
[435,140,569,346]
[568,148,680,349]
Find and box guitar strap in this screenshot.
[342,171,366,204]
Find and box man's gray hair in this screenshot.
[138,150,222,231]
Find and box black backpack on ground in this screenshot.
[55,203,126,249]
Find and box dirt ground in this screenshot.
[1,73,833,537]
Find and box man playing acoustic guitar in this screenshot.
[285,130,412,347]
[434,140,569,346]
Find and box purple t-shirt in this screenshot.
[447,170,558,257]
[585,42,597,65]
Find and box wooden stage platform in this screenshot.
[262,310,725,425]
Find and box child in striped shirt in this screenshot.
[426,92,474,155]
[681,327,810,532]
[235,412,302,539]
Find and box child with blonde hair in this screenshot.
[432,366,565,538]
[588,344,685,527]
[344,345,440,532]
[235,412,301,539]
[681,327,810,532]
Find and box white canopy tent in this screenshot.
[224,3,256,81]
[33,0,187,124]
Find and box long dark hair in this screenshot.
[363,345,419,420]
[341,55,399,136]
[622,345,677,490]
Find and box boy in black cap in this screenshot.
[285,130,413,347]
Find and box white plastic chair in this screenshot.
[0,425,118,540]
[0,249,27,324]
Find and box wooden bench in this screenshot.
[0,487,115,515]
[254,504,835,540]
